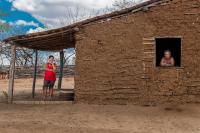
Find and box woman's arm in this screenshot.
[44,64,53,72]
[52,63,56,72]
[171,58,175,66]
[160,58,166,66]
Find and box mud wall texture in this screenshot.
[75,0,200,105]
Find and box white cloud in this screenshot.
[11,0,145,29]
[12,0,113,12]
[26,27,46,34]
[0,19,7,24]
[9,20,39,27]
[12,0,36,12]
[11,0,114,29]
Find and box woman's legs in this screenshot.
[43,80,49,100]
[49,88,54,97]
[43,80,55,100]
[49,81,55,98]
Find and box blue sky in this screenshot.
[0,0,145,40]
[0,0,115,65]
[0,0,115,40]
[0,0,44,40]
[0,0,144,65]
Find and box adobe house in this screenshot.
[3,0,200,105]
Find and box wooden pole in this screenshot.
[8,44,16,104]
[32,50,38,98]
[58,50,64,90]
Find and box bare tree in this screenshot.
[0,26,35,67]
[1,5,112,67]
[0,10,10,32]
[71,56,76,66]
[15,48,35,66]
[59,6,94,26]
[0,22,9,32]
[113,0,144,9]
[63,50,75,66]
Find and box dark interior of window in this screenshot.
[156,38,181,67]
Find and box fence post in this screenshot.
[8,44,16,104]
[32,50,38,98]
[58,50,64,90]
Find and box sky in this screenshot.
[0,0,117,65]
[0,0,144,65]
[0,0,115,40]
[0,0,146,39]
[10,0,114,28]
[0,0,44,39]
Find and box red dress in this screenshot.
[44,63,56,81]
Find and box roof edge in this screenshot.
[4,0,169,43]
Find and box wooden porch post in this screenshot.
[32,50,38,98]
[58,50,64,90]
[8,44,16,104]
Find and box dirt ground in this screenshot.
[0,77,74,100]
[1,78,200,133]
[0,103,200,133]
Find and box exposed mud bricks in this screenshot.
[75,0,200,105]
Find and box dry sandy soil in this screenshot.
[0,103,200,133]
[1,78,200,133]
[0,77,74,92]
[0,77,74,100]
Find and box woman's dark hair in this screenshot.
[49,55,54,59]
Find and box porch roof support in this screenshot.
[32,50,38,98]
[8,44,16,104]
[58,50,64,90]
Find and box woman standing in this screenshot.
[43,55,56,100]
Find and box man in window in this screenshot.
[160,50,175,67]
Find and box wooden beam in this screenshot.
[32,50,38,98]
[17,40,75,48]
[8,44,16,104]
[12,29,76,42]
[15,32,74,44]
[15,40,76,51]
[21,45,75,51]
[11,43,74,51]
[57,50,64,90]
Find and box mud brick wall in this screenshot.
[138,0,200,104]
[75,0,200,105]
[75,18,146,104]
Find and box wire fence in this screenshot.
[0,65,75,79]
[0,65,75,103]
